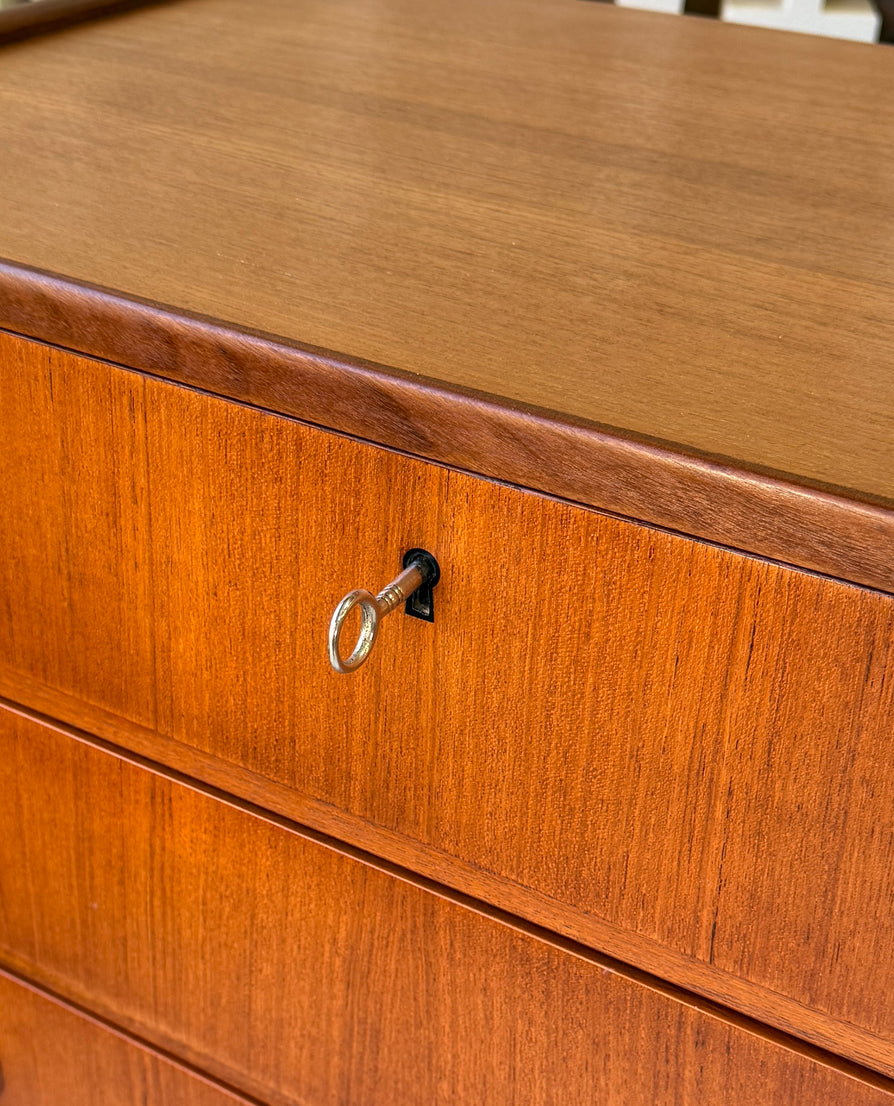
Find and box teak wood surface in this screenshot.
[0,0,892,591]
[3,707,894,1106]
[0,972,254,1106]
[3,337,894,1075]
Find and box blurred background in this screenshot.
[6,0,884,45]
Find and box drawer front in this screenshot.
[3,335,894,1050]
[0,971,246,1106]
[2,706,892,1106]
[0,337,154,726]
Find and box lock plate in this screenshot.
[402,548,440,622]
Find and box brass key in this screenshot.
[327,549,440,673]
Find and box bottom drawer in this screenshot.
[1,704,890,1106]
[0,971,247,1106]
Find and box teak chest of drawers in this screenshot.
[1,0,893,1102]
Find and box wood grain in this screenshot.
[2,707,894,1106]
[3,295,892,597]
[0,0,892,582]
[7,679,894,1082]
[0,970,254,1106]
[0,337,155,726]
[144,352,894,1053]
[3,339,894,1071]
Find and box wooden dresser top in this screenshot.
[0,0,892,591]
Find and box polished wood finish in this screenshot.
[3,291,891,599]
[2,3,892,1093]
[0,971,253,1105]
[3,336,894,1075]
[150,354,894,1055]
[0,0,892,591]
[2,707,893,1105]
[9,678,894,1082]
[0,338,155,726]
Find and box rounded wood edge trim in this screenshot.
[3,676,894,1088]
[0,0,162,43]
[1,259,891,595]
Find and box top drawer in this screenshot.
[2,334,893,1062]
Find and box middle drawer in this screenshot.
[3,706,892,1106]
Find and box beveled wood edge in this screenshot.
[0,964,264,1105]
[3,675,894,1086]
[0,0,161,44]
[1,259,891,595]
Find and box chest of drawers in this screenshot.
[1,0,893,1102]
